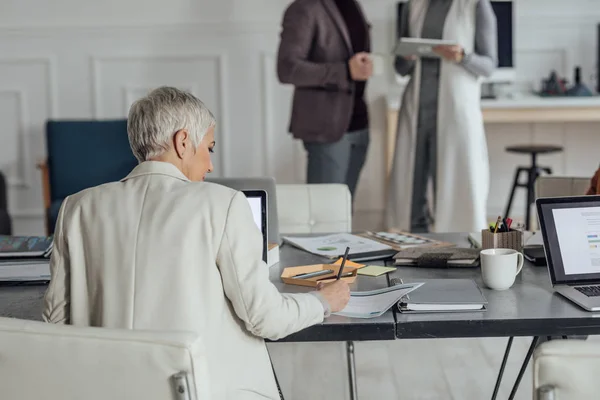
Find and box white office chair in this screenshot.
[0,317,210,400]
[533,339,600,399]
[532,176,590,230]
[275,184,352,234]
[535,176,589,199]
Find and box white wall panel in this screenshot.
[0,0,599,234]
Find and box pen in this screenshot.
[337,247,350,280]
[293,269,334,279]
[317,272,353,281]
[493,216,502,233]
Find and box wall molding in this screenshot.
[121,84,198,116]
[260,52,305,184]
[0,21,282,37]
[261,53,274,177]
[90,53,230,175]
[9,209,44,219]
[0,89,30,188]
[0,14,599,34]
[0,56,58,118]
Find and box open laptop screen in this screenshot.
[537,196,600,285]
[242,190,268,263]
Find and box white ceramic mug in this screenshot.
[368,54,384,76]
[480,248,524,290]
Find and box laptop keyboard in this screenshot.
[575,286,600,297]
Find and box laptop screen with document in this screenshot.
[537,196,600,285]
[242,190,268,263]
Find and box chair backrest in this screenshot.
[533,340,600,400]
[206,176,280,244]
[535,176,589,199]
[533,177,590,230]
[46,120,138,202]
[276,184,352,234]
[0,317,210,400]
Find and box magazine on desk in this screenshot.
[359,231,454,251]
[0,235,53,258]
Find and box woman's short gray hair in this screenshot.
[127,86,216,162]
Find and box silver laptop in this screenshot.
[241,190,268,263]
[206,177,280,245]
[537,195,600,311]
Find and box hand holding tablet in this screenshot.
[394,37,459,59]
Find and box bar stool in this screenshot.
[503,144,563,230]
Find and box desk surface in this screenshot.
[270,246,396,342]
[393,233,600,339]
[3,233,600,341]
[0,245,397,342]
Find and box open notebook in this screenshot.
[334,282,423,319]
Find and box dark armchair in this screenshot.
[37,120,138,235]
[0,171,12,235]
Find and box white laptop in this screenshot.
[536,195,600,311]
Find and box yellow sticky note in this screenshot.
[357,265,396,277]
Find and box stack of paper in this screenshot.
[0,259,50,282]
[334,283,423,319]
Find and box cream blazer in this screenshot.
[43,161,325,400]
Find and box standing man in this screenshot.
[277,0,372,200]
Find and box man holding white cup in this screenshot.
[277,0,374,201]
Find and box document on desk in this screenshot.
[334,283,423,319]
[282,233,393,259]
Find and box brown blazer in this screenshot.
[277,0,370,143]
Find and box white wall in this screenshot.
[1,0,599,235]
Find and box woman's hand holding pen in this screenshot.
[433,45,465,63]
[317,280,350,313]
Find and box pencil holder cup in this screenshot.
[481,229,523,252]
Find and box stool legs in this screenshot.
[504,162,552,230]
[504,168,525,221]
[525,167,536,231]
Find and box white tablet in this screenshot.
[393,37,458,58]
